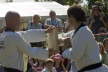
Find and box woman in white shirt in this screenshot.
[62,6,108,72]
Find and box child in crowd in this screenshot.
[98,40,108,65]
[51,53,67,72]
[102,38,108,65]
[103,38,108,52]
[42,58,57,72]
[98,42,104,54]
[28,58,44,72]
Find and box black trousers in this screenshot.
[4,67,23,72]
[78,62,102,72]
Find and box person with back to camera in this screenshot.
[0,11,55,72]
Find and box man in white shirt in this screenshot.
[0,11,54,72]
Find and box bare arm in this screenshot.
[61,59,68,72]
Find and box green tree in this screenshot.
[102,0,108,14]
[87,0,103,9]
[87,0,108,14]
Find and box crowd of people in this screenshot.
[0,2,108,72]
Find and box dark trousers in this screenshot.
[4,67,23,72]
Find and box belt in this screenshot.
[78,62,102,72]
[4,67,23,72]
[30,42,44,47]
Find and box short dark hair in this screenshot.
[5,11,20,21]
[49,10,56,15]
[67,6,86,22]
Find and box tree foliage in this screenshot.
[52,0,75,5]
[87,0,103,9]
[47,0,108,14]
[87,0,108,14]
[35,0,38,1]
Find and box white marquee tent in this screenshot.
[0,1,68,17]
[0,1,69,27]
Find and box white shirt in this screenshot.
[0,29,48,71]
[62,26,101,70]
[17,29,46,42]
[58,30,74,40]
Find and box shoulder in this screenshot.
[5,32,19,37]
[45,18,51,21]
[4,32,22,41]
[80,26,92,33]
[78,26,93,37]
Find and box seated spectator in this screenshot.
[28,14,44,29]
[42,58,57,72]
[98,41,108,65]
[51,53,67,72]
[28,58,44,72]
[103,38,108,52]
[45,10,64,33]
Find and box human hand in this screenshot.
[45,25,56,33]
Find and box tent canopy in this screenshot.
[0,1,68,18]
